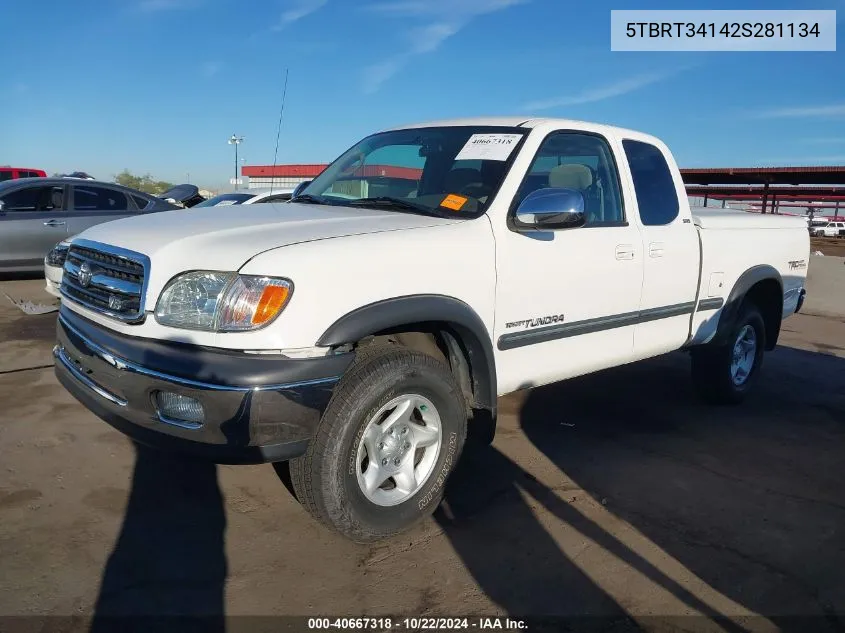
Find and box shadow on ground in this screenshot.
[436,347,845,631]
[90,444,227,633]
[0,272,44,282]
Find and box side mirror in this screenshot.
[513,187,586,231]
[292,180,312,198]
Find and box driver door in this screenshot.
[491,130,644,394]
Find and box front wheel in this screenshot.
[691,302,766,405]
[289,346,467,543]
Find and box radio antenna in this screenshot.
[270,67,290,193]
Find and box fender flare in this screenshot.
[317,294,497,414]
[711,265,783,349]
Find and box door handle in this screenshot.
[649,242,665,258]
[615,244,635,260]
[43,220,66,227]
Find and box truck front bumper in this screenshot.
[54,307,354,464]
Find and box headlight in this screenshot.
[154,271,293,332]
[45,240,71,268]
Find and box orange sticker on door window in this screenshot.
[440,194,468,211]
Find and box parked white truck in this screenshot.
[54,118,809,542]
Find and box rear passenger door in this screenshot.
[67,185,136,237]
[621,139,701,359]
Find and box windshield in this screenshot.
[299,126,528,217]
[193,193,255,207]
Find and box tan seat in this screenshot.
[548,164,593,190]
[547,163,602,221]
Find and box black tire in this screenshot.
[289,345,467,543]
[691,301,766,405]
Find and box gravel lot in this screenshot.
[811,236,845,258]
[0,277,843,632]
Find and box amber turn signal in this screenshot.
[253,284,291,325]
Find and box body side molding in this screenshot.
[498,300,723,351]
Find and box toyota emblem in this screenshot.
[78,262,93,288]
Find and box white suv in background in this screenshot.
[812,221,845,237]
[193,188,294,207]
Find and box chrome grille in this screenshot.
[60,240,150,322]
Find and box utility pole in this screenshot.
[228,134,244,190]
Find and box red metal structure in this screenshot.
[681,166,845,218]
[242,164,327,179]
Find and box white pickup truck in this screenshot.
[53,117,809,542]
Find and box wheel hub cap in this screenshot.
[730,324,757,386]
[355,394,442,507]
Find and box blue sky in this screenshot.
[2,0,843,189]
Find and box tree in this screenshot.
[114,169,174,195]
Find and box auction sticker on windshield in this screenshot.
[440,194,468,211]
[455,134,522,161]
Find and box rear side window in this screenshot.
[0,170,12,181]
[73,186,128,211]
[622,139,679,226]
[132,194,150,210]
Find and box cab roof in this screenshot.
[381,116,657,142]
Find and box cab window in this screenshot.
[515,132,625,226]
[623,140,680,226]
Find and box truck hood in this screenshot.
[73,202,463,295]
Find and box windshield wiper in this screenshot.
[290,194,327,205]
[345,196,450,217]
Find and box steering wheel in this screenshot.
[456,182,491,199]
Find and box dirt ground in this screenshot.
[0,277,843,632]
[811,236,845,258]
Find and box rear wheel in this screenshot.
[691,302,766,405]
[290,346,467,542]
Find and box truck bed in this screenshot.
[687,207,810,346]
[691,207,808,230]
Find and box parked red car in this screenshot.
[0,167,47,181]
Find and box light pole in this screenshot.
[228,134,244,190]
